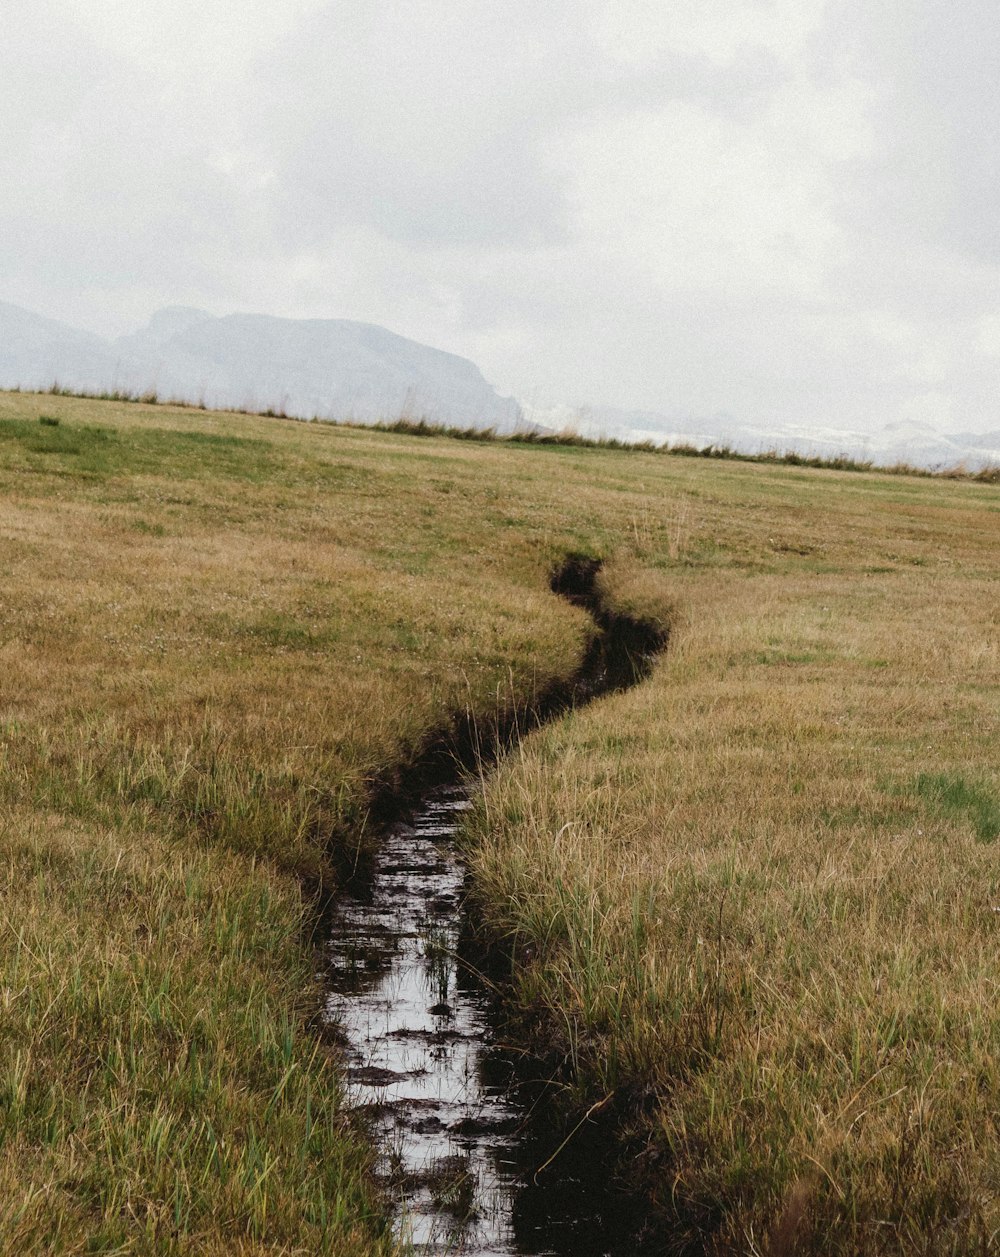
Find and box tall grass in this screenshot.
[2,386,999,1250]
[465,550,1000,1253]
[0,389,596,1252]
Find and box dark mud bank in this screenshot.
[324,556,669,1254]
[365,554,666,828]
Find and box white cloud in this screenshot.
[3,0,1000,431]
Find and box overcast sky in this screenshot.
[4,0,1000,431]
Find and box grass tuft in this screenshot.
[914,773,1000,843]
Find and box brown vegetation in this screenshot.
[1,387,998,1251]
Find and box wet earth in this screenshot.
[325,562,668,1254]
[325,783,661,1257]
[328,787,526,1252]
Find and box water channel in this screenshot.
[324,560,667,1254]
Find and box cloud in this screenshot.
[3,0,1000,431]
[822,0,1000,264]
[249,2,600,250]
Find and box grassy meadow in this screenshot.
[466,471,1000,1251]
[0,389,998,1253]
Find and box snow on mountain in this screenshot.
[0,304,523,430]
[522,402,1000,472]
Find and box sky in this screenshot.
[4,0,1000,432]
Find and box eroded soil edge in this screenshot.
[324,555,669,1254]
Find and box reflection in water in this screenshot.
[326,564,668,1254]
[327,788,527,1254]
[326,786,658,1257]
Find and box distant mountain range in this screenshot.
[3,300,998,471]
[524,403,1000,473]
[0,302,523,431]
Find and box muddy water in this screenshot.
[326,787,527,1252]
[325,562,667,1254]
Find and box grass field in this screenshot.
[466,467,1000,1252]
[1,389,998,1253]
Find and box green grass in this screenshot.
[914,774,1000,844]
[0,392,600,1253]
[0,415,278,482]
[464,551,1000,1252]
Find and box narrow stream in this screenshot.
[324,560,667,1254]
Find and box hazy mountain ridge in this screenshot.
[0,302,119,393]
[0,302,523,430]
[526,403,1000,472]
[3,300,998,470]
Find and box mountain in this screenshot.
[523,402,1000,472]
[0,303,523,430]
[0,302,118,393]
[3,300,996,467]
[949,430,1000,461]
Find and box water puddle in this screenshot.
[327,786,523,1252]
[324,559,668,1254]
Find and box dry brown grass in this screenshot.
[0,392,594,1253]
[466,471,1000,1254]
[2,390,998,1251]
